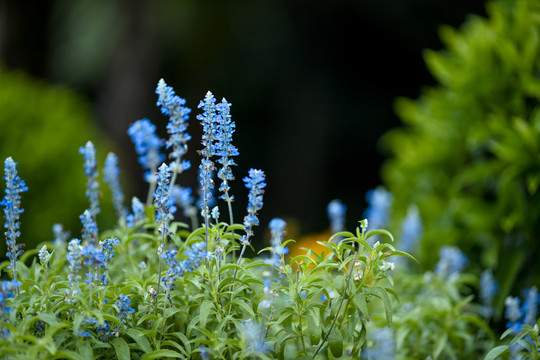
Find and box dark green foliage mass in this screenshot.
[382,0,540,312]
[0,65,115,257]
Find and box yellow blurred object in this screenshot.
[287,229,333,267]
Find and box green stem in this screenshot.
[314,247,359,358]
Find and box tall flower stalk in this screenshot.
[154,163,173,296]
[1,157,28,284]
[103,152,127,222]
[197,91,219,247]
[155,79,192,192]
[79,141,100,218]
[127,118,165,205]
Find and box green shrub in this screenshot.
[382,0,540,312]
[0,65,115,257]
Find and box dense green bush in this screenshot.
[0,65,115,256]
[382,0,540,314]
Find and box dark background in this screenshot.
[0,0,486,239]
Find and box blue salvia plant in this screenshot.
[0,80,421,359]
[79,141,100,218]
[1,157,27,284]
[103,152,126,222]
[363,186,393,245]
[127,118,164,204]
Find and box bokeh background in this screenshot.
[0,0,486,251]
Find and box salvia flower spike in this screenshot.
[1,157,28,283]
[156,79,192,183]
[103,152,127,221]
[79,141,100,217]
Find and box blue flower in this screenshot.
[161,243,207,296]
[327,199,346,234]
[99,238,120,285]
[126,197,145,228]
[399,205,422,254]
[1,157,28,276]
[171,186,197,219]
[522,286,539,326]
[215,98,239,201]
[269,218,287,268]
[363,186,392,230]
[154,163,173,235]
[79,141,100,217]
[434,246,468,279]
[0,279,21,338]
[80,209,98,246]
[198,158,215,217]
[197,91,219,158]
[156,79,192,173]
[505,296,522,334]
[241,169,266,245]
[116,294,135,326]
[103,152,127,220]
[200,345,210,360]
[52,223,69,247]
[66,239,83,300]
[479,269,498,318]
[127,119,165,183]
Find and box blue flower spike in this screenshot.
[241,169,266,246]
[1,157,28,283]
[103,152,127,221]
[79,141,100,217]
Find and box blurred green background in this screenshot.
[0,0,487,252]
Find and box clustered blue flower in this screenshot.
[127,118,165,183]
[0,279,21,338]
[66,239,83,301]
[505,296,523,334]
[327,199,346,234]
[99,238,120,285]
[156,79,192,173]
[1,157,28,277]
[479,269,498,318]
[198,158,215,217]
[197,91,219,158]
[399,205,423,255]
[241,169,266,245]
[434,246,468,279]
[161,242,207,297]
[116,294,135,326]
[80,209,98,246]
[215,98,239,201]
[155,163,173,235]
[269,218,287,268]
[363,187,392,229]
[126,196,145,228]
[103,152,126,220]
[522,286,539,326]
[79,141,100,217]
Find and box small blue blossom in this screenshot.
[505,296,523,334]
[116,294,135,326]
[198,158,215,218]
[434,246,468,280]
[161,242,207,297]
[522,286,539,326]
[126,197,145,228]
[103,152,127,220]
[156,79,192,173]
[0,279,21,338]
[241,169,266,245]
[211,206,220,221]
[240,319,271,354]
[66,239,83,300]
[1,157,28,279]
[154,163,173,235]
[269,218,287,268]
[197,91,219,158]
[80,209,98,246]
[215,98,239,202]
[172,186,197,219]
[52,223,69,247]
[363,328,395,360]
[127,118,165,183]
[479,269,498,318]
[38,245,51,267]
[363,187,392,245]
[399,205,423,254]
[327,199,346,234]
[80,244,103,285]
[79,141,100,217]
[200,345,210,360]
[99,238,120,285]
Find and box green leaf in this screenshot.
[199,300,212,328]
[77,340,94,360]
[126,328,152,353]
[365,229,394,242]
[484,345,508,360]
[328,328,343,358]
[434,332,447,359]
[373,287,393,326]
[111,338,130,360]
[141,349,186,360]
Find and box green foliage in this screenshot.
[0,213,408,359]
[381,0,540,307]
[0,65,115,256]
